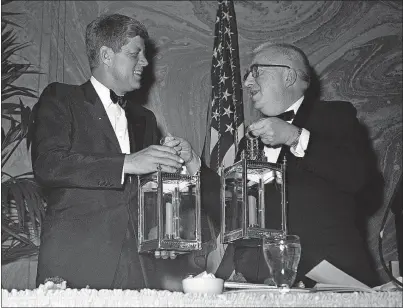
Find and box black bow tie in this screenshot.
[275,110,295,121]
[110,90,127,109]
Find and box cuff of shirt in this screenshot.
[121,165,125,184]
[290,128,310,157]
[185,150,201,175]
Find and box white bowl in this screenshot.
[182,277,224,295]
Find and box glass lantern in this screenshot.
[220,137,288,244]
[137,168,202,257]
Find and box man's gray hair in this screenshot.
[253,42,311,86]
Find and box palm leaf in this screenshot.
[2,83,38,93]
[1,1,22,29]
[2,245,38,265]
[2,66,42,77]
[1,102,21,115]
[2,65,35,90]
[8,182,25,228]
[1,28,28,53]
[1,0,15,7]
[1,114,19,122]
[15,181,38,236]
[1,2,44,264]
[14,171,35,179]
[1,220,30,245]
[2,41,30,61]
[2,175,45,227]
[1,181,10,211]
[1,127,5,146]
[19,98,32,137]
[30,185,46,220]
[26,103,39,150]
[2,19,21,28]
[1,12,22,17]
[2,148,10,161]
[16,178,44,229]
[1,233,38,265]
[1,87,38,101]
[1,28,18,51]
[1,122,22,150]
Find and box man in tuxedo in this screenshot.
[32,14,206,290]
[233,43,380,287]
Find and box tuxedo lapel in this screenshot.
[79,80,121,153]
[277,97,312,163]
[125,106,146,152]
[290,97,312,129]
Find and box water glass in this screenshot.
[262,234,301,289]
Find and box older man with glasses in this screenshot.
[231,43,380,288]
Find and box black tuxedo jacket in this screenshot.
[233,98,380,287]
[32,80,160,289]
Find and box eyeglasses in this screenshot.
[243,63,291,81]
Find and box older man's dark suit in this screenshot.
[234,98,379,287]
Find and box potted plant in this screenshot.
[1,0,45,266]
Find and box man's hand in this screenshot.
[123,145,184,175]
[248,118,300,147]
[161,135,193,164]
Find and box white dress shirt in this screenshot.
[91,76,129,183]
[90,76,130,155]
[264,96,310,163]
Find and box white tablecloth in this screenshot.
[2,288,402,307]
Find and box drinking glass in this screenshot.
[262,234,301,289]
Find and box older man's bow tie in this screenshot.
[110,90,127,109]
[276,110,295,121]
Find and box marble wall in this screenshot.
[2,0,402,287]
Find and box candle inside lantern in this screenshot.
[165,202,173,237]
[173,187,180,238]
[248,195,257,226]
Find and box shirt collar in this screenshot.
[90,76,113,108]
[285,95,304,115]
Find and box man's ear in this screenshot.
[285,68,297,88]
[99,46,114,67]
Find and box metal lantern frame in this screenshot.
[137,169,202,254]
[220,157,288,244]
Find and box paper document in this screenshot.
[306,260,374,292]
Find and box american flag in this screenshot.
[203,0,244,275]
[204,0,244,172]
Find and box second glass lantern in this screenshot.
[220,137,288,244]
[137,168,202,258]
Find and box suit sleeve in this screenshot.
[292,102,371,193]
[146,111,160,147]
[31,83,125,189]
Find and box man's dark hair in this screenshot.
[85,14,149,71]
